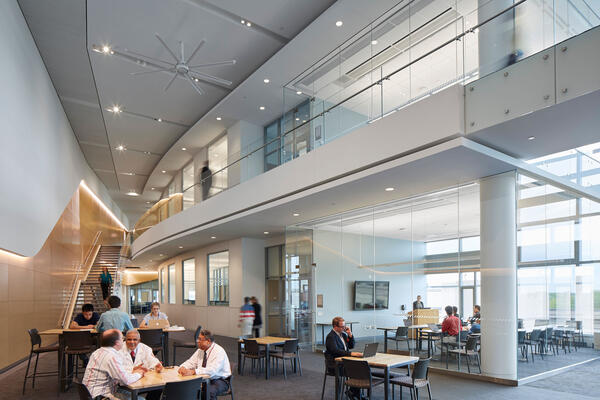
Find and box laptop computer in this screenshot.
[357,342,378,358]
[427,323,441,333]
[146,319,169,329]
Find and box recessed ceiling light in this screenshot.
[385,187,395,192]
[335,20,343,27]
[241,19,245,24]
[302,120,306,123]
[216,117,222,121]
[159,254,163,257]
[110,105,121,113]
[371,40,378,45]
[146,201,151,204]
[181,147,187,151]
[194,78,199,82]
[263,231,269,235]
[263,78,270,83]
[210,236,216,239]
[126,191,138,196]
[293,212,300,217]
[246,22,252,27]
[528,136,536,141]
[161,170,166,173]
[151,187,155,190]
[116,145,125,151]
[102,45,111,53]
[157,118,162,122]
[259,106,265,110]
[178,246,183,249]
[295,117,300,121]
[296,91,302,95]
[144,151,151,155]
[123,172,135,176]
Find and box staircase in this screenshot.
[71,245,121,318]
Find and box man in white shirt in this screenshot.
[121,329,163,370]
[178,329,231,400]
[83,329,146,399]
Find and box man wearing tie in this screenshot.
[178,329,231,400]
[120,329,163,400]
[325,317,362,400]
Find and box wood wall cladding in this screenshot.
[0,183,125,370]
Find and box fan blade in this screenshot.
[185,74,205,95]
[190,59,236,68]
[130,67,174,76]
[190,70,232,86]
[164,73,178,92]
[186,39,205,64]
[155,33,179,62]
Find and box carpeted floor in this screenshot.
[4,330,600,400]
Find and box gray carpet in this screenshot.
[3,330,600,399]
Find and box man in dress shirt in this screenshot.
[83,329,146,399]
[178,329,231,400]
[96,296,133,333]
[139,302,169,328]
[120,329,163,400]
[325,317,362,400]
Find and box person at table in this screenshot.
[452,305,461,321]
[413,295,424,310]
[178,329,231,400]
[96,295,133,333]
[239,297,255,338]
[441,305,461,343]
[250,296,262,338]
[119,329,163,400]
[325,317,362,400]
[83,329,146,399]
[469,305,481,334]
[139,301,169,328]
[70,303,100,329]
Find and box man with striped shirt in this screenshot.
[83,329,146,399]
[238,297,255,338]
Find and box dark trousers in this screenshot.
[253,327,260,338]
[202,378,229,400]
[100,282,110,300]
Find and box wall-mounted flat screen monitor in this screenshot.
[354,281,389,310]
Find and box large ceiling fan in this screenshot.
[93,33,236,95]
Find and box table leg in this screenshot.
[131,389,138,400]
[322,325,325,345]
[204,379,210,400]
[334,362,340,400]
[265,344,270,379]
[383,330,388,353]
[237,341,242,375]
[384,366,390,400]
[163,332,169,365]
[418,328,423,352]
[57,334,64,392]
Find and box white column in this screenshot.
[480,171,517,379]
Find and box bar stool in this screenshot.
[22,328,59,394]
[60,331,96,388]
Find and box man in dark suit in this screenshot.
[413,295,424,310]
[325,317,362,399]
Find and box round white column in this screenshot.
[480,172,517,380]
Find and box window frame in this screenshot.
[182,257,196,305]
[168,263,176,304]
[207,250,230,306]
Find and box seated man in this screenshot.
[469,305,481,334]
[178,330,231,400]
[70,303,100,329]
[96,295,133,333]
[121,329,163,400]
[441,305,461,343]
[324,317,362,400]
[139,302,169,328]
[83,329,146,399]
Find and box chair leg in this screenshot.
[282,357,287,379]
[427,383,432,400]
[32,352,40,389]
[297,354,302,376]
[173,345,176,365]
[465,353,470,373]
[477,354,482,374]
[416,387,419,400]
[22,351,33,394]
[320,372,327,400]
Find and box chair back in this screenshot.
[282,338,298,354]
[395,327,408,338]
[130,318,139,328]
[411,358,430,381]
[193,325,203,341]
[139,328,163,348]
[465,335,478,351]
[28,328,42,348]
[530,329,541,341]
[545,327,553,340]
[243,339,260,356]
[517,319,524,329]
[63,331,96,351]
[387,349,410,356]
[73,378,93,400]
[517,330,526,344]
[342,358,371,382]
[459,330,469,342]
[553,329,564,339]
[161,377,203,399]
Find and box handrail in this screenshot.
[59,231,102,328]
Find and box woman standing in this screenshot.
[99,266,113,301]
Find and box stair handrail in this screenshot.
[59,231,102,328]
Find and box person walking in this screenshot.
[250,296,262,338]
[200,161,212,201]
[99,266,113,301]
[239,297,255,338]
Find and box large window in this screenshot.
[208,135,228,197]
[168,264,176,304]
[161,268,167,303]
[182,258,196,305]
[208,251,229,306]
[182,162,195,210]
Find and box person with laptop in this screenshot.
[140,302,170,328]
[96,295,134,333]
[70,303,100,329]
[325,317,362,400]
[469,305,481,334]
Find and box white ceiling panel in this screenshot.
[112,150,163,176]
[80,144,115,171]
[94,170,120,191]
[61,101,108,145]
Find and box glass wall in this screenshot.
[208,250,229,306]
[182,258,195,305]
[208,135,228,197]
[129,280,159,315]
[168,264,176,304]
[182,162,195,210]
[161,267,167,303]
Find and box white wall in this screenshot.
[313,229,426,338]
[157,237,265,338]
[0,0,127,256]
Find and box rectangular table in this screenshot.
[122,368,209,399]
[315,322,359,344]
[377,325,428,353]
[139,326,185,365]
[335,353,419,400]
[237,336,295,379]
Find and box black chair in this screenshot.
[172,325,202,365]
[22,328,59,394]
[271,339,302,379]
[517,330,528,362]
[448,336,481,373]
[320,351,340,400]
[60,331,96,388]
[73,378,93,400]
[160,377,203,399]
[524,329,542,362]
[388,327,410,351]
[139,328,164,362]
[341,358,384,400]
[553,329,570,354]
[390,358,432,400]
[241,339,266,377]
[216,375,234,399]
[130,318,139,328]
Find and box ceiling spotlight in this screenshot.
[296,91,302,95]
[151,187,156,190]
[157,118,162,122]
[293,212,300,217]
[259,106,265,110]
[110,105,121,113]
[371,40,378,45]
[144,151,151,155]
[181,147,187,151]
[241,19,245,24]
[246,22,252,27]
[123,172,135,176]
[126,191,139,196]
[335,21,343,27]
[194,78,199,82]
[295,117,300,121]
[178,246,183,249]
[116,145,125,151]
[263,78,270,83]
[210,236,216,239]
[159,254,163,257]
[216,117,222,121]
[302,120,306,123]
[263,231,269,235]
[385,187,395,192]
[102,45,111,53]
[161,170,166,173]
[146,201,151,204]
[528,136,536,141]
